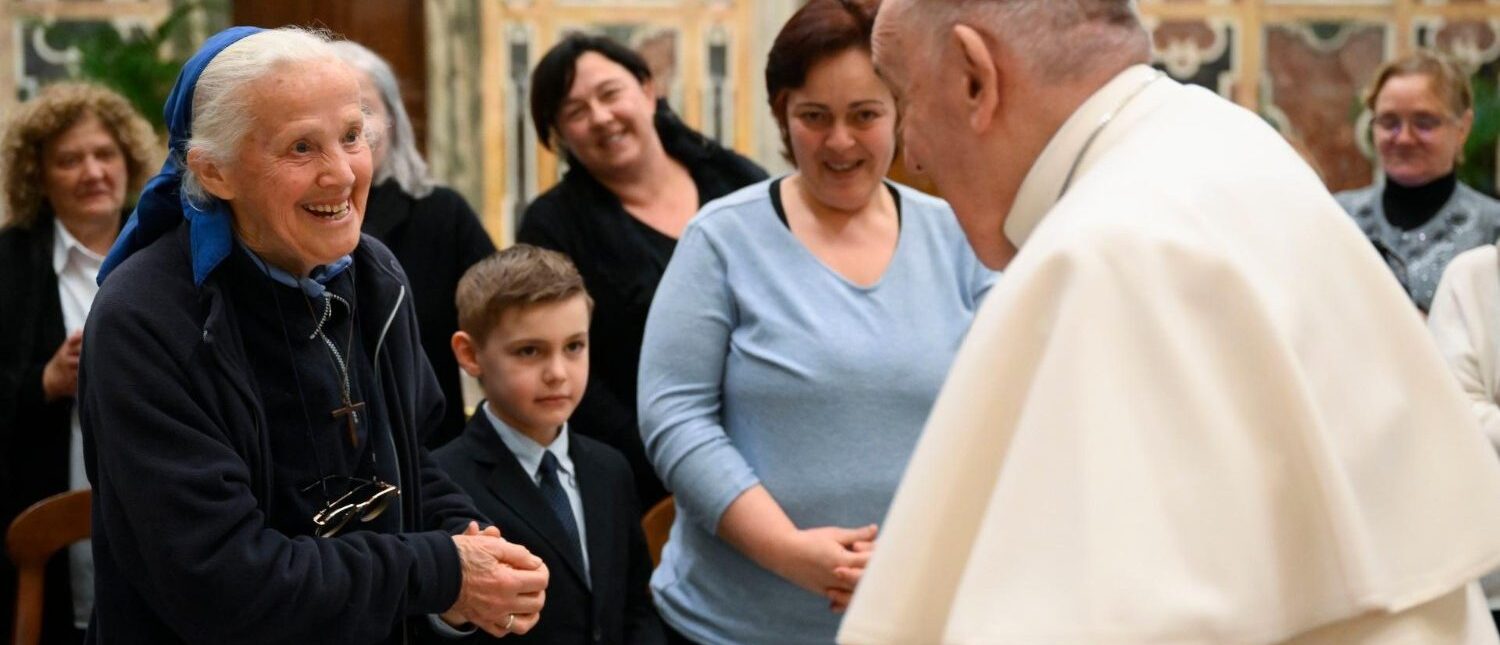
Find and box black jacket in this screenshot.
[363,181,496,449]
[517,104,766,510]
[78,222,483,644]
[0,213,77,643]
[433,412,663,645]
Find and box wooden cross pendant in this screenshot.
[332,401,366,448]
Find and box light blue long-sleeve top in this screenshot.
[638,178,994,644]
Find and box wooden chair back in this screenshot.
[7,490,91,645]
[641,496,675,568]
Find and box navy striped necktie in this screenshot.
[537,451,582,557]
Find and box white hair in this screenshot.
[181,27,351,207]
[905,0,1150,82]
[329,40,435,198]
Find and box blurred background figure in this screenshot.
[1337,51,1500,314]
[332,40,496,449]
[1429,235,1500,632]
[518,33,766,513]
[0,81,157,645]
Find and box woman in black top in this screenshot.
[0,82,157,644]
[518,34,766,510]
[333,41,497,448]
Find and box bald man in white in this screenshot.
[839,1,1500,643]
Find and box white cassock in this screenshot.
[838,65,1500,644]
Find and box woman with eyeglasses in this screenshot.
[1336,51,1500,313]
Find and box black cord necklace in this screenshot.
[265,262,377,503]
[303,283,365,449]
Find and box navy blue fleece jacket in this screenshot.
[79,222,482,644]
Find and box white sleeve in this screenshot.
[1428,248,1500,453]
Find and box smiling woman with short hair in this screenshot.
[1336,51,1500,313]
[518,33,766,514]
[635,1,992,642]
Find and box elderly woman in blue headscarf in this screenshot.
[81,27,546,643]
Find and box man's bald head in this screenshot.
[877,0,1149,83]
[871,0,1152,269]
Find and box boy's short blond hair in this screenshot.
[456,244,593,344]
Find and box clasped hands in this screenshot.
[768,524,876,613]
[442,521,549,637]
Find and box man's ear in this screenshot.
[452,331,483,379]
[187,148,235,201]
[952,24,1000,134]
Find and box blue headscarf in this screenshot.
[98,26,263,286]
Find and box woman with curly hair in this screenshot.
[0,81,157,644]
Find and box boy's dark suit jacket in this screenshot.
[433,412,665,644]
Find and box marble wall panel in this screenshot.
[1142,0,1241,6]
[1419,18,1500,195]
[1151,18,1237,98]
[1264,21,1388,191]
[425,0,485,216]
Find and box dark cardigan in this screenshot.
[78,223,483,644]
[0,211,79,643]
[517,105,767,510]
[363,181,496,449]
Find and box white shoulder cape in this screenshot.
[839,66,1500,644]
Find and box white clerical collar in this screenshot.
[1004,64,1164,249]
[52,217,105,274]
[481,401,573,479]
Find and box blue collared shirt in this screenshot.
[238,241,353,298]
[483,402,590,580]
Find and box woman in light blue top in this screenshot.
[636,1,993,642]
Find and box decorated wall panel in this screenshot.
[1,0,225,111]
[1140,0,1500,194]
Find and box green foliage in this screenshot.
[58,2,217,132]
[1462,74,1499,198]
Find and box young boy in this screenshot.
[434,245,663,644]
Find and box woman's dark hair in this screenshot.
[530,33,654,150]
[765,0,878,165]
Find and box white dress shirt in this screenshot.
[483,402,589,579]
[53,218,100,629]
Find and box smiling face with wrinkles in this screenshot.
[198,58,373,276]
